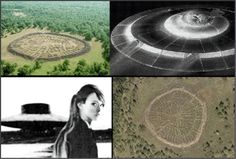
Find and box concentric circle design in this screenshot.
[8,33,90,61]
[164,10,229,39]
[145,88,207,148]
[111,6,235,72]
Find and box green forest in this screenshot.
[1,1,109,76]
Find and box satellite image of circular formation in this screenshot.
[113,77,234,157]
[145,88,207,148]
[111,4,235,75]
[8,33,90,61]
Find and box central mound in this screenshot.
[8,33,90,61]
[145,88,207,148]
[164,10,229,39]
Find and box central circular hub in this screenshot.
[164,9,229,39]
[184,10,213,26]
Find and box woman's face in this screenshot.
[78,92,104,123]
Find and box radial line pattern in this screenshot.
[111,6,235,72]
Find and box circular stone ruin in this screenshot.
[8,33,90,61]
[145,88,207,148]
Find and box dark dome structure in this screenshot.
[22,103,51,114]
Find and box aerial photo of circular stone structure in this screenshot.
[8,33,90,61]
[145,88,207,148]
[111,3,235,75]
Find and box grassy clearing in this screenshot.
[113,77,234,157]
[1,28,104,75]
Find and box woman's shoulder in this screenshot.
[67,118,90,137]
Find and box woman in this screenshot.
[53,84,105,158]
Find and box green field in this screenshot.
[113,77,234,158]
[1,28,105,75]
[1,1,109,76]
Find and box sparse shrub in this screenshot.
[17,65,33,76]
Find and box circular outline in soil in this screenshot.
[145,88,207,148]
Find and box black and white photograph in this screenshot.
[110,1,235,76]
[1,77,112,158]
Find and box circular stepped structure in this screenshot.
[8,33,90,61]
[111,5,235,73]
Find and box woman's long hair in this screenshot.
[53,84,104,158]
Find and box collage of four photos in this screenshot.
[1,0,235,158]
